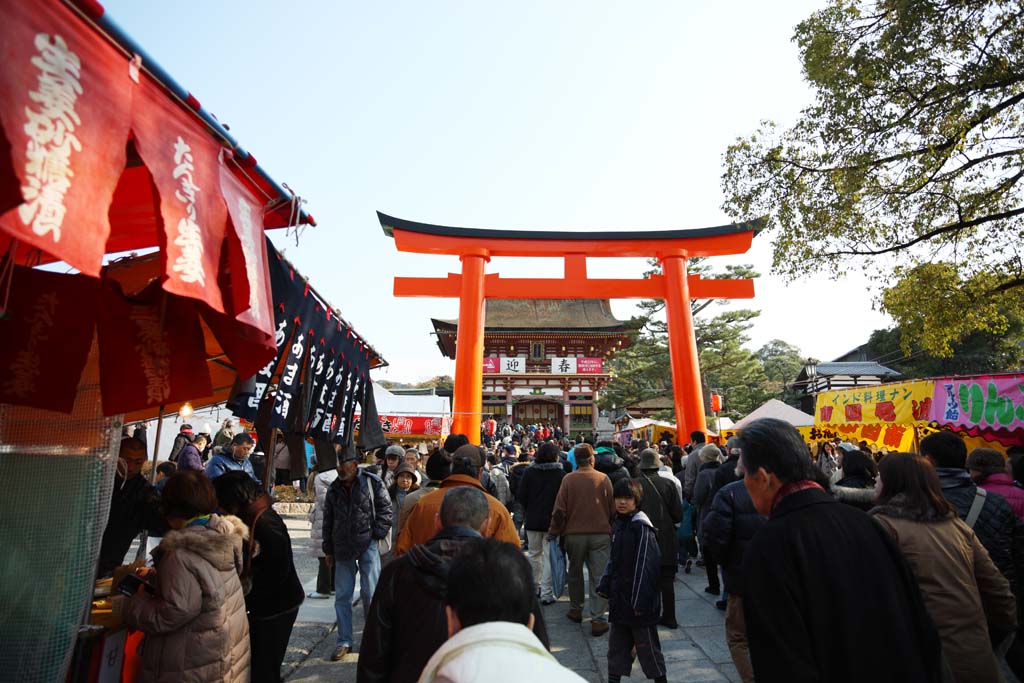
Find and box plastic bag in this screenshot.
[548,538,567,599]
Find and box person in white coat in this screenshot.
[307,467,339,598]
[418,538,586,683]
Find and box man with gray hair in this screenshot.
[358,487,549,683]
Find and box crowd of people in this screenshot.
[101,413,1024,683]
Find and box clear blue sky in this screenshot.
[103,0,889,381]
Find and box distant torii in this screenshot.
[379,212,763,444]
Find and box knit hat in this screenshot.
[836,442,858,453]
[699,443,722,464]
[725,437,741,457]
[384,444,405,459]
[639,448,660,471]
[966,448,1006,477]
[339,446,360,464]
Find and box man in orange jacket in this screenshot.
[394,444,520,556]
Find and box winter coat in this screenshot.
[394,474,520,556]
[872,497,1017,683]
[517,462,566,532]
[683,449,701,500]
[322,470,393,561]
[398,481,439,536]
[205,448,258,483]
[832,484,877,511]
[701,480,767,596]
[636,470,683,569]
[836,473,874,489]
[980,473,1024,522]
[548,466,615,537]
[308,469,338,558]
[692,461,721,536]
[357,526,550,683]
[743,486,945,683]
[509,461,530,499]
[418,622,585,683]
[597,511,661,626]
[937,468,1020,587]
[593,450,629,487]
[245,502,305,619]
[97,475,167,577]
[122,514,250,683]
[168,432,192,463]
[712,456,741,496]
[487,467,511,506]
[176,443,205,472]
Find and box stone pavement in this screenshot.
[280,513,739,682]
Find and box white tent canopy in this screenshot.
[732,399,815,430]
[356,383,450,417]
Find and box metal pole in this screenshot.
[135,404,165,562]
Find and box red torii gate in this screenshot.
[380,212,763,444]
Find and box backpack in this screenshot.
[489,467,511,506]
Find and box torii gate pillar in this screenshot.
[379,213,764,444]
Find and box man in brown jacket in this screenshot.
[394,444,520,556]
[549,443,615,636]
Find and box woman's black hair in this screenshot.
[211,470,260,516]
[840,448,877,482]
[738,418,822,486]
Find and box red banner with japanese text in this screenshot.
[96,281,212,416]
[0,0,132,276]
[0,266,98,412]
[353,414,450,437]
[132,78,226,313]
[814,380,935,451]
[219,156,274,341]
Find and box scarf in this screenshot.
[771,479,823,512]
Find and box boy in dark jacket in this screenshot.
[597,479,667,683]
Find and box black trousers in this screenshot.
[659,565,677,625]
[608,623,666,679]
[275,468,291,485]
[316,556,335,594]
[704,547,721,592]
[249,607,299,683]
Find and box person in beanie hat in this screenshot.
[168,423,194,463]
[381,444,405,489]
[968,447,1024,521]
[323,448,392,661]
[398,448,450,536]
[635,448,683,628]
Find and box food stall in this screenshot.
[613,417,678,448]
[924,374,1024,454]
[810,380,933,453]
[353,384,451,447]
[0,1,382,681]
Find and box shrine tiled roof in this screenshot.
[432,299,634,332]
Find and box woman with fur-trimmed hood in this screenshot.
[122,471,250,683]
[871,454,1016,683]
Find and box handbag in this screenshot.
[548,537,567,599]
[366,472,394,555]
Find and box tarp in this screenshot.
[733,399,815,430]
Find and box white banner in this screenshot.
[499,356,526,374]
[551,357,577,374]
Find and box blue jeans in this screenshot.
[333,541,380,647]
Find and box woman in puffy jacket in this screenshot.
[121,470,250,683]
[307,465,339,598]
[968,448,1024,521]
[871,454,1016,683]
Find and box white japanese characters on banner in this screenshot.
[19,33,82,243]
[170,136,206,287]
[550,357,604,374]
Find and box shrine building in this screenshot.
[431,299,634,437]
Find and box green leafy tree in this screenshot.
[756,339,806,407]
[861,321,1024,379]
[722,0,1024,357]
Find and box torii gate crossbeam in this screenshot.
[380,212,763,444]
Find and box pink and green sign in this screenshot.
[930,375,1024,440]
